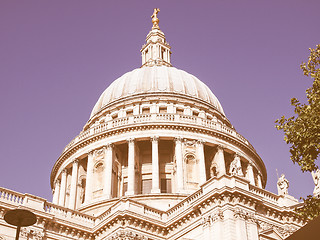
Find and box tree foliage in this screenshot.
[276,45,320,219]
[295,195,320,220]
[275,45,320,172]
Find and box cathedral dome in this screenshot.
[90,66,225,119]
[50,10,268,216]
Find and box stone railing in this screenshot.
[44,202,95,226]
[0,187,95,227]
[0,187,24,205]
[63,113,251,152]
[167,189,203,218]
[96,199,164,225]
[249,185,279,203]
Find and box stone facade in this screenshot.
[0,10,305,240]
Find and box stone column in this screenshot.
[197,140,207,185]
[257,173,263,188]
[84,151,94,204]
[234,213,247,240]
[175,137,184,192]
[68,159,79,209]
[214,145,226,177]
[58,169,67,206]
[126,138,135,196]
[104,144,113,198]
[246,163,255,185]
[151,136,160,193]
[52,180,60,204]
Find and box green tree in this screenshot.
[275,44,320,219]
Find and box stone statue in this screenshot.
[311,169,320,197]
[210,160,218,178]
[229,155,243,177]
[277,174,289,196]
[151,8,160,29]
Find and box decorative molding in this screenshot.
[258,220,298,239]
[20,228,44,240]
[151,136,159,142]
[109,230,148,240]
[216,144,225,151]
[202,210,224,227]
[72,159,79,165]
[233,208,257,223]
[106,143,114,150]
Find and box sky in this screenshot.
[0,0,319,201]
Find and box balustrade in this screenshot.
[62,113,251,153]
[0,187,24,205]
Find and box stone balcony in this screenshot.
[62,113,252,154]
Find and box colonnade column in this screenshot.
[257,173,263,188]
[68,159,79,209]
[52,180,60,204]
[197,140,207,184]
[175,137,184,192]
[58,169,67,206]
[84,151,94,204]
[215,145,226,177]
[104,144,113,198]
[246,163,255,185]
[126,138,135,196]
[151,136,160,193]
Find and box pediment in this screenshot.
[259,227,284,240]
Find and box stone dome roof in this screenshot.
[90,66,225,118]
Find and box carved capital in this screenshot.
[247,162,253,169]
[174,136,183,143]
[61,169,67,175]
[72,159,79,165]
[151,136,159,143]
[234,152,241,159]
[197,139,205,145]
[54,179,61,186]
[216,144,225,151]
[88,150,94,157]
[127,138,135,144]
[106,143,114,150]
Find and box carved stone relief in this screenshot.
[109,230,148,240]
[20,228,44,240]
[258,220,298,239]
[202,210,224,227]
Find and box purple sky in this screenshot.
[1,1,319,201]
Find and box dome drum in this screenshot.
[51,127,266,214]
